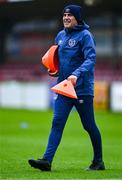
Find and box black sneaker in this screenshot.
[86,161,105,171]
[28,158,51,171]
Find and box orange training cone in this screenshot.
[42,45,59,72]
[51,79,78,99]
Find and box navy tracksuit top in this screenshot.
[55,22,96,96]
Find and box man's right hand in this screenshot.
[48,69,59,77]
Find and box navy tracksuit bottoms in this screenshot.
[43,94,102,163]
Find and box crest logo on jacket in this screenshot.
[68,39,76,47]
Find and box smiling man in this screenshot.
[63,12,77,28]
[28,4,105,171]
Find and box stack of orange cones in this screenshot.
[51,79,77,99]
[41,45,59,72]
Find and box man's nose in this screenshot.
[65,15,68,18]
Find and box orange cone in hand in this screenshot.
[42,45,59,72]
[51,79,78,99]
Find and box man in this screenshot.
[28,4,105,171]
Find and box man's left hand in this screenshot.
[67,75,77,86]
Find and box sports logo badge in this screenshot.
[65,8,70,13]
[58,40,63,45]
[68,39,76,47]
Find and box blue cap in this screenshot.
[63,5,83,24]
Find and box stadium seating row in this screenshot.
[0,61,122,82]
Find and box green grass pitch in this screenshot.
[0,108,122,179]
